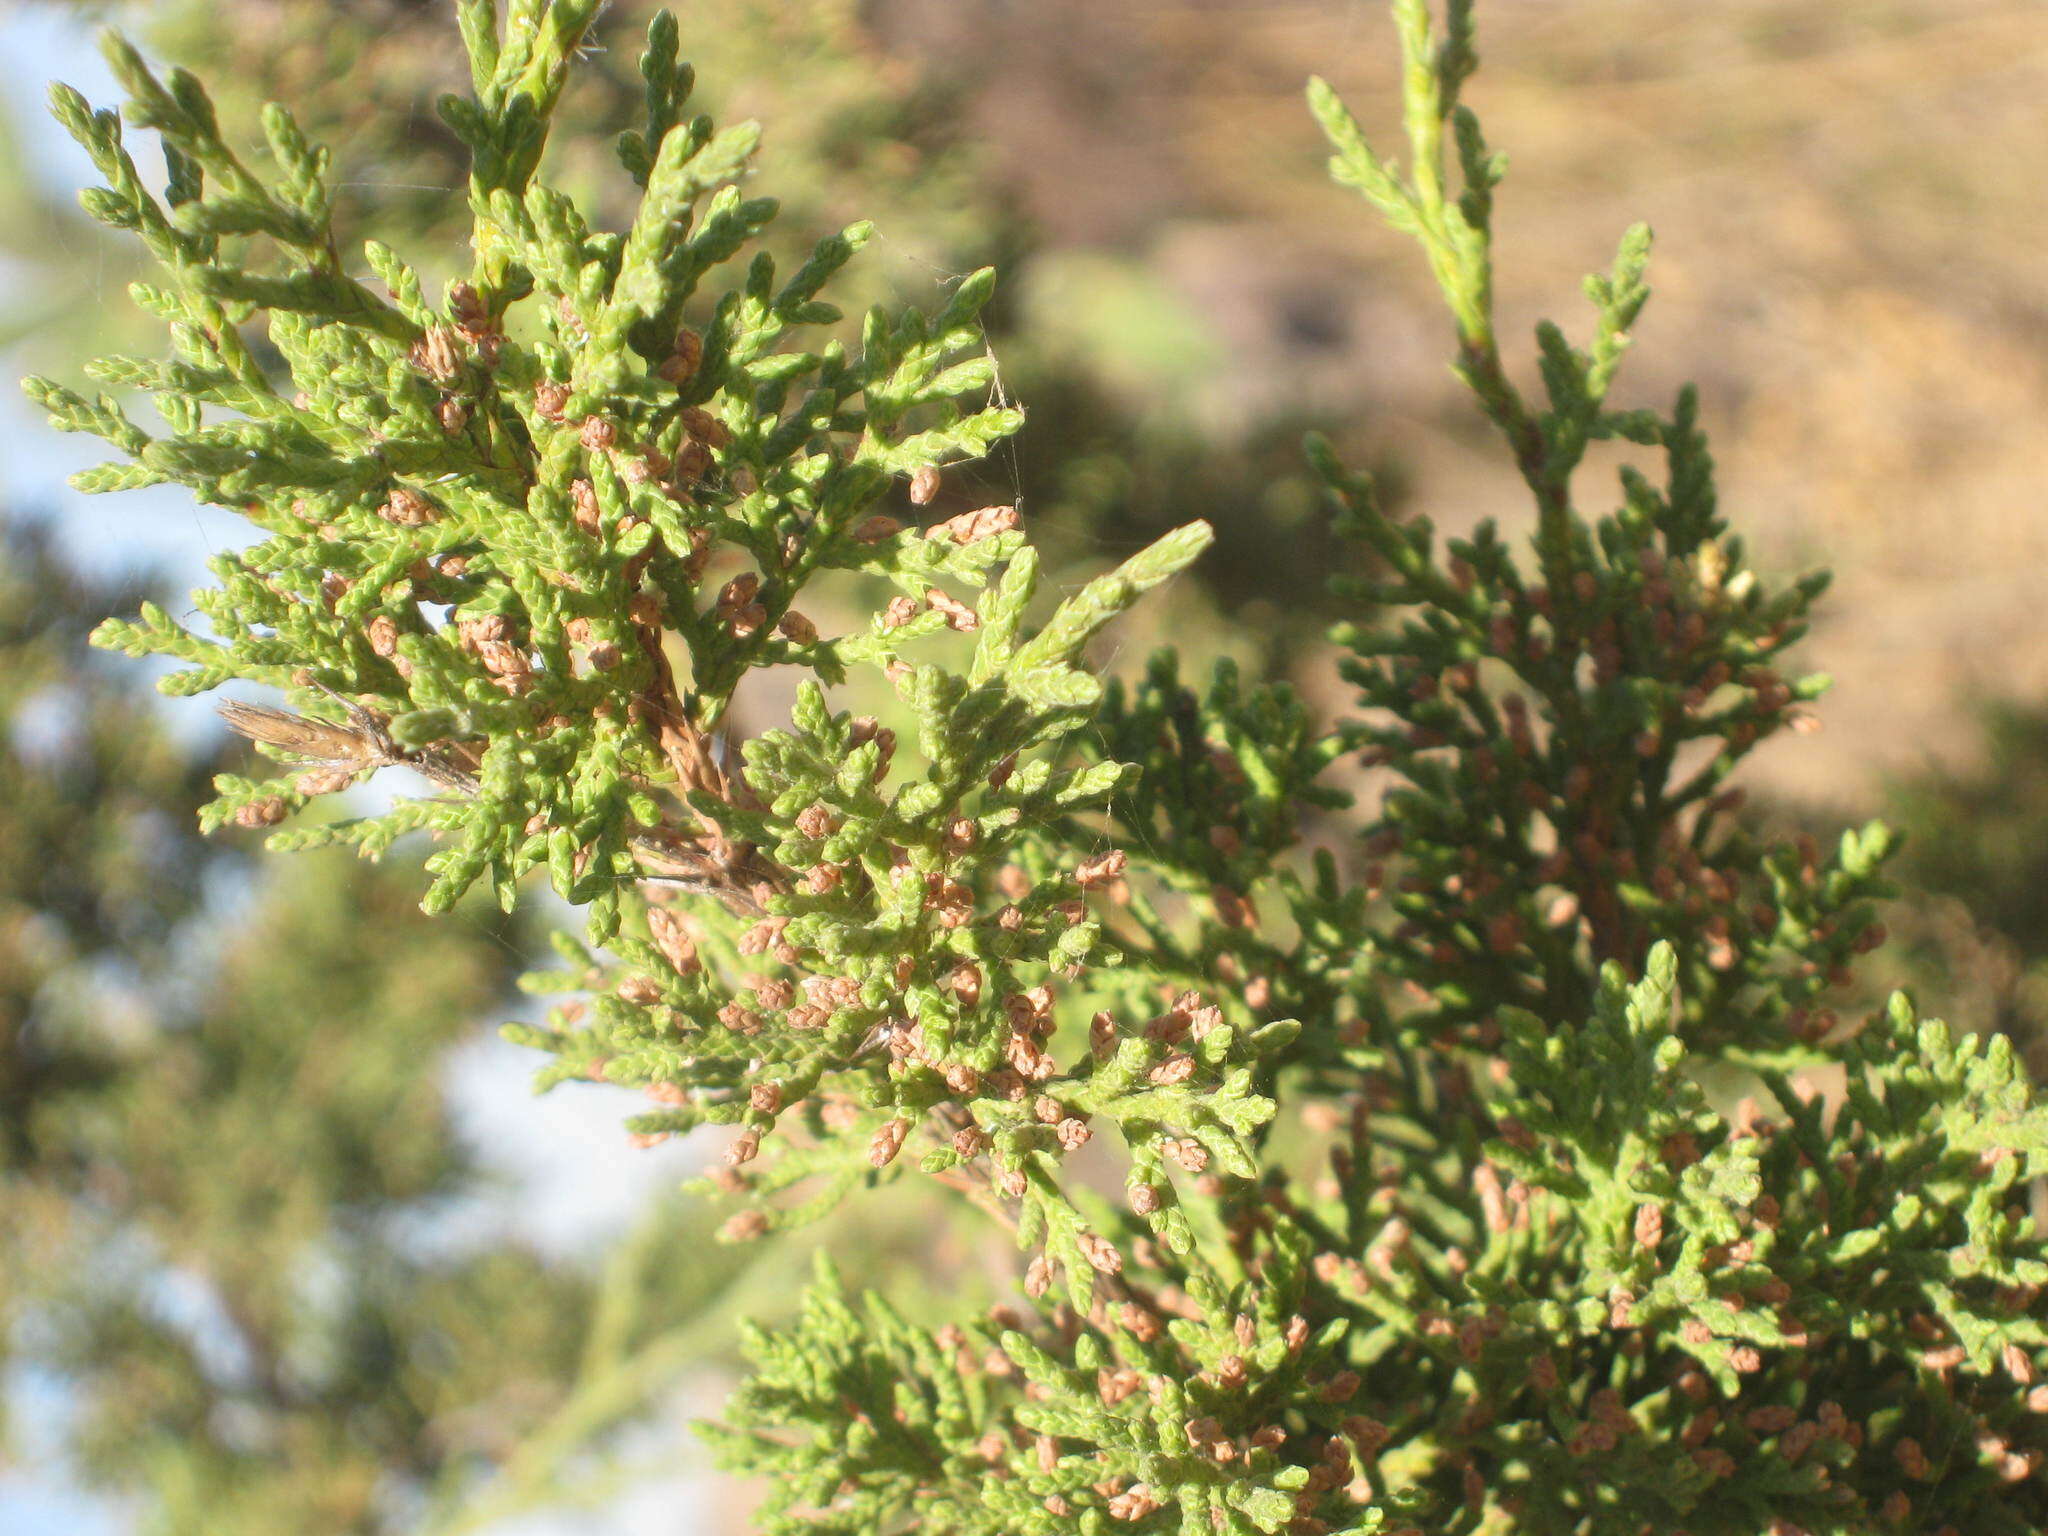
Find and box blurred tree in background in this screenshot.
[0,517,771,1532]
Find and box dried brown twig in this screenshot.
[218,699,781,913]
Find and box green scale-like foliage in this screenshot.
[26,0,1244,1221]
[29,1,2048,1532]
[705,954,2045,1535]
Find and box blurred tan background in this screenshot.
[864,0,2048,806]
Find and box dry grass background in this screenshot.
[872,0,2048,808]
